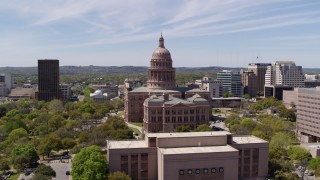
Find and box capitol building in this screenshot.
[124,34,211,132]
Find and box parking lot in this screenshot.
[17,159,72,180]
[49,162,71,180]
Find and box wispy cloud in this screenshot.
[0,1,320,49]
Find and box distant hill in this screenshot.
[0,66,319,76]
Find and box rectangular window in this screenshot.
[131,154,139,180]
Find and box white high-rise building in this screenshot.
[0,73,12,96]
[265,61,304,87]
[305,74,320,81]
[0,73,12,89]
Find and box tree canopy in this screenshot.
[71,145,108,180]
[194,124,212,132]
[287,146,311,163]
[33,164,56,179]
[11,144,39,171]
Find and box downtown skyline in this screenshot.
[0,0,320,68]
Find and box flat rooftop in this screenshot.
[159,145,237,155]
[232,136,267,144]
[146,131,231,138]
[108,140,147,149]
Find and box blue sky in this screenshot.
[0,0,320,68]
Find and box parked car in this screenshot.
[308,172,314,176]
[66,171,70,175]
[62,155,71,159]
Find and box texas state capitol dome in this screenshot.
[147,34,176,90]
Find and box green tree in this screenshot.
[315,167,320,177]
[32,113,52,135]
[36,100,46,110]
[82,112,92,120]
[251,124,273,141]
[270,132,296,150]
[37,134,62,158]
[240,118,256,133]
[84,87,94,97]
[223,92,233,98]
[3,119,27,134]
[287,146,311,162]
[225,113,241,128]
[68,110,82,120]
[78,131,90,143]
[112,99,124,110]
[11,144,39,171]
[176,125,191,132]
[278,106,296,121]
[269,132,297,163]
[62,138,77,152]
[17,99,31,114]
[92,116,133,141]
[0,105,7,118]
[0,158,10,172]
[108,171,131,180]
[5,109,20,119]
[7,128,29,142]
[33,164,56,179]
[48,115,65,132]
[242,94,251,99]
[309,157,320,170]
[250,97,282,111]
[79,102,96,114]
[71,145,108,180]
[48,99,64,114]
[194,124,211,132]
[32,173,52,180]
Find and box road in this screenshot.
[19,173,34,180]
[210,113,229,132]
[210,121,229,132]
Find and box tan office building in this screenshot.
[108,132,269,180]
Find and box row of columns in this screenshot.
[148,71,175,82]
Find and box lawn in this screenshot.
[130,122,143,127]
[116,111,125,117]
[130,127,141,136]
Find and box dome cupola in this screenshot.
[151,33,172,60]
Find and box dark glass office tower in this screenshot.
[37,59,61,101]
